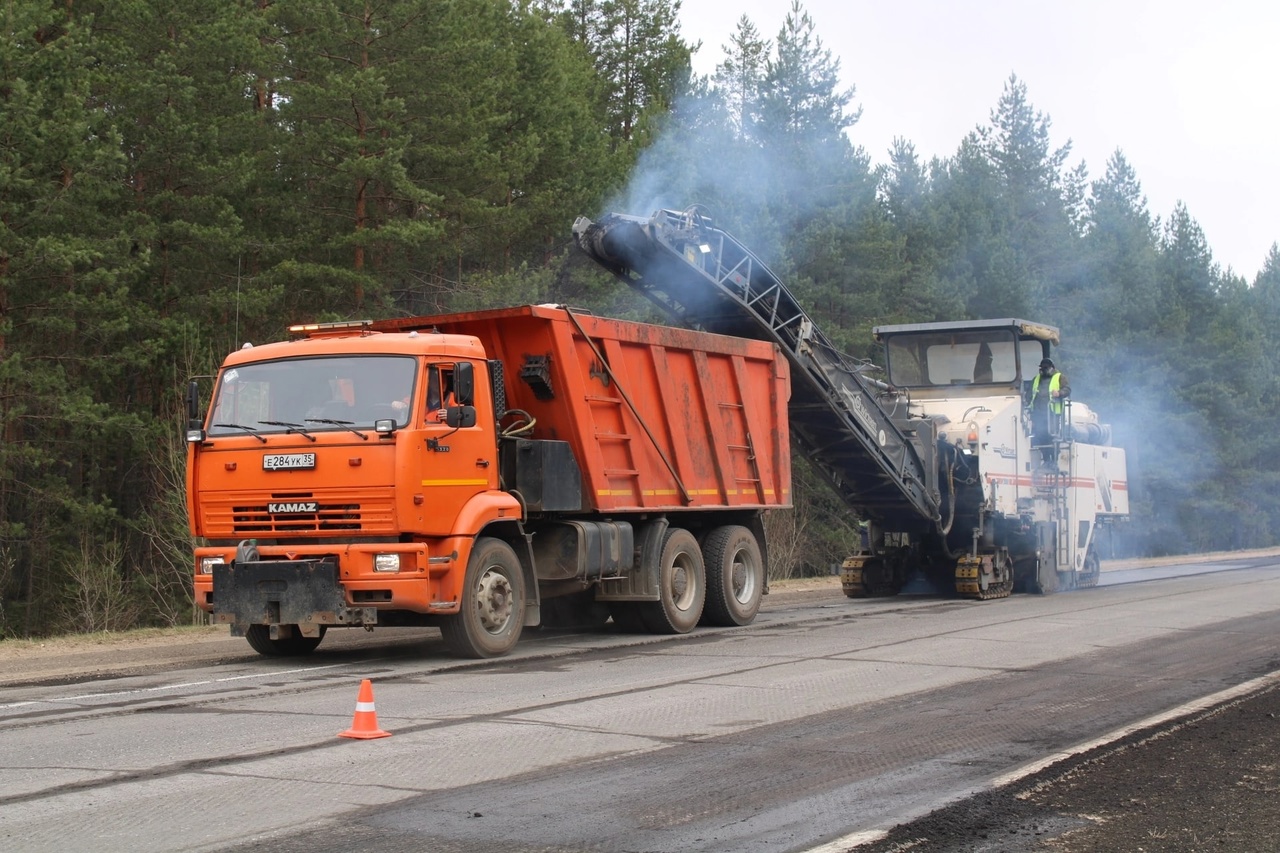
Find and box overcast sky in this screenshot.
[679,0,1278,280]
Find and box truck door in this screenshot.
[419,361,496,535]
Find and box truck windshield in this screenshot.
[884,330,1037,388]
[208,355,417,435]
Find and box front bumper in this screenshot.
[211,560,377,627]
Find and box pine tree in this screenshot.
[878,140,963,323]
[0,2,148,634]
[757,0,859,219]
[978,75,1080,315]
[1159,202,1220,337]
[713,16,769,141]
[553,0,692,146]
[1073,149,1163,370]
[267,0,448,314]
[926,133,1010,318]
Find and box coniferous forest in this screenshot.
[3,0,1279,636]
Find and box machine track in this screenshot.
[840,555,902,598]
[1074,548,1101,589]
[954,554,1013,600]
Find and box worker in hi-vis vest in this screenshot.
[1028,357,1070,463]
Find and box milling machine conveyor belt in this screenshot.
[573,208,941,526]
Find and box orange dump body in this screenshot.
[380,305,792,513]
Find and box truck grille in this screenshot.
[233,502,360,532]
[202,490,396,536]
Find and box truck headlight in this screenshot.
[374,553,402,573]
[200,556,226,575]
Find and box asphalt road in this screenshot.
[1,556,1277,852]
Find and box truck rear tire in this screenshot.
[701,525,764,626]
[639,528,705,634]
[244,624,326,656]
[441,537,525,658]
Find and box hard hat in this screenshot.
[1039,358,1055,369]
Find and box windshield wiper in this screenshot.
[212,423,268,443]
[258,420,317,442]
[306,418,369,440]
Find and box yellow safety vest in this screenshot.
[1032,372,1063,415]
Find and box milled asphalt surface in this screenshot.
[850,676,1280,852]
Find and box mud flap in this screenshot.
[211,560,376,628]
[512,527,542,628]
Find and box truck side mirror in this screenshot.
[185,379,206,442]
[454,361,474,405]
[444,406,477,428]
[186,380,201,427]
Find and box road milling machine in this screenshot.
[573,208,1128,598]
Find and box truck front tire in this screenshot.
[701,525,764,626]
[244,624,326,656]
[441,537,526,658]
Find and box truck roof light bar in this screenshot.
[287,320,374,338]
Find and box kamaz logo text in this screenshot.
[268,501,318,514]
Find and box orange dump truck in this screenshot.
[186,305,791,658]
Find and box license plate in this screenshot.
[262,452,316,471]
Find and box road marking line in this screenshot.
[0,663,351,710]
[804,829,889,852]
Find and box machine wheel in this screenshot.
[245,624,326,656]
[700,525,764,626]
[441,537,526,658]
[638,528,705,634]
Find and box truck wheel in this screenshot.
[701,525,764,626]
[639,528,705,634]
[244,624,326,656]
[441,537,525,658]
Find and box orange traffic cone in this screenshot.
[339,678,391,739]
